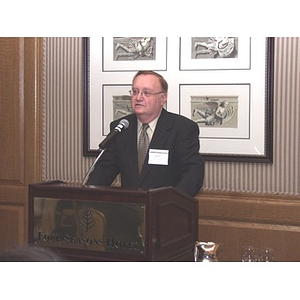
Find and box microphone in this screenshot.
[99,119,129,150]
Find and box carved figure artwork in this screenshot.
[114,37,156,61]
[193,37,236,59]
[191,96,238,128]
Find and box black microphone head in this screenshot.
[120,119,129,129]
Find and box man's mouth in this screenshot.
[135,103,144,108]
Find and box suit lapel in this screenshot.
[121,115,140,180]
[149,110,172,149]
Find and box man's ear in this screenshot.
[160,93,168,105]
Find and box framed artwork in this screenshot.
[180,83,260,157]
[102,37,168,71]
[180,84,250,140]
[84,37,274,162]
[180,37,251,70]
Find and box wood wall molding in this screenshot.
[0,38,43,250]
[197,191,300,261]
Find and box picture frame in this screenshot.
[102,37,168,72]
[83,37,274,162]
[180,37,251,71]
[180,84,251,140]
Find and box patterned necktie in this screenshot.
[138,123,149,173]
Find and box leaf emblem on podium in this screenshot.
[79,206,95,232]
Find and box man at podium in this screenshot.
[29,71,203,259]
[86,70,205,197]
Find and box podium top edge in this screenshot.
[28,181,195,201]
[29,181,174,193]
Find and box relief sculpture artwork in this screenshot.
[191,96,238,128]
[113,37,156,61]
[192,37,237,59]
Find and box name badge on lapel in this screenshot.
[148,149,169,165]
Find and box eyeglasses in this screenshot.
[129,88,165,97]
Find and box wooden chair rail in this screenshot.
[196,191,300,262]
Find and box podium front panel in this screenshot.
[32,197,146,256]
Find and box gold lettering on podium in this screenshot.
[33,197,145,255]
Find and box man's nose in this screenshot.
[136,91,145,98]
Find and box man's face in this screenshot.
[131,74,167,123]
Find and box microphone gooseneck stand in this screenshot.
[82,119,129,186]
[82,148,106,186]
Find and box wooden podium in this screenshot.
[28,181,198,261]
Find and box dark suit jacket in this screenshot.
[87,109,205,197]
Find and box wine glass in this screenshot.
[241,246,258,262]
[257,248,274,262]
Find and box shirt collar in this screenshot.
[137,114,160,133]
